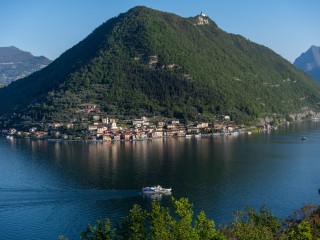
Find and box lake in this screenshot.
[0,121,319,239]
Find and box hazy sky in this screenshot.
[1,0,319,62]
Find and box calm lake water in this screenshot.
[0,121,320,239]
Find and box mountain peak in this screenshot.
[294,45,320,83]
[0,7,319,124]
[310,46,320,65]
[0,46,52,85]
[0,46,31,59]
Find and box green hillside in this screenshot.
[0,6,319,125]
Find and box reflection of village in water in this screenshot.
[4,121,307,199]
[1,112,320,240]
[4,134,246,192]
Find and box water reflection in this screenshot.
[1,121,320,239]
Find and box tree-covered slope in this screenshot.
[0,6,319,124]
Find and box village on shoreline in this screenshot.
[0,117,272,142]
[1,103,319,142]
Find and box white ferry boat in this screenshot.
[142,185,172,195]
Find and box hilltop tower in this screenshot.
[196,11,209,25]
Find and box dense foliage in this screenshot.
[1,7,320,124]
[60,198,320,240]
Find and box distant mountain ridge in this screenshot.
[0,6,319,126]
[0,46,52,85]
[294,45,320,83]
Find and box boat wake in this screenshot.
[0,188,140,209]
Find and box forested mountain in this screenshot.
[294,45,320,84]
[0,46,51,86]
[0,6,319,125]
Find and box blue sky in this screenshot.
[1,0,319,62]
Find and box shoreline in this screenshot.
[2,117,319,143]
[0,125,280,143]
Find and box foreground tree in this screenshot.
[220,205,281,240]
[61,199,320,240]
[117,204,148,240]
[289,221,312,240]
[80,218,115,240]
[149,200,173,239]
[78,197,222,240]
[283,204,320,239]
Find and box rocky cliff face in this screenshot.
[0,46,52,86]
[294,45,320,83]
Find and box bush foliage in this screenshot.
[60,198,320,240]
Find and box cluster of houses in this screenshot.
[98,118,212,141]
[3,127,49,139]
[80,114,242,141]
[3,103,292,141]
[1,112,242,141]
[75,116,216,141]
[1,102,314,141]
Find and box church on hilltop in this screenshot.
[196,11,209,25]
